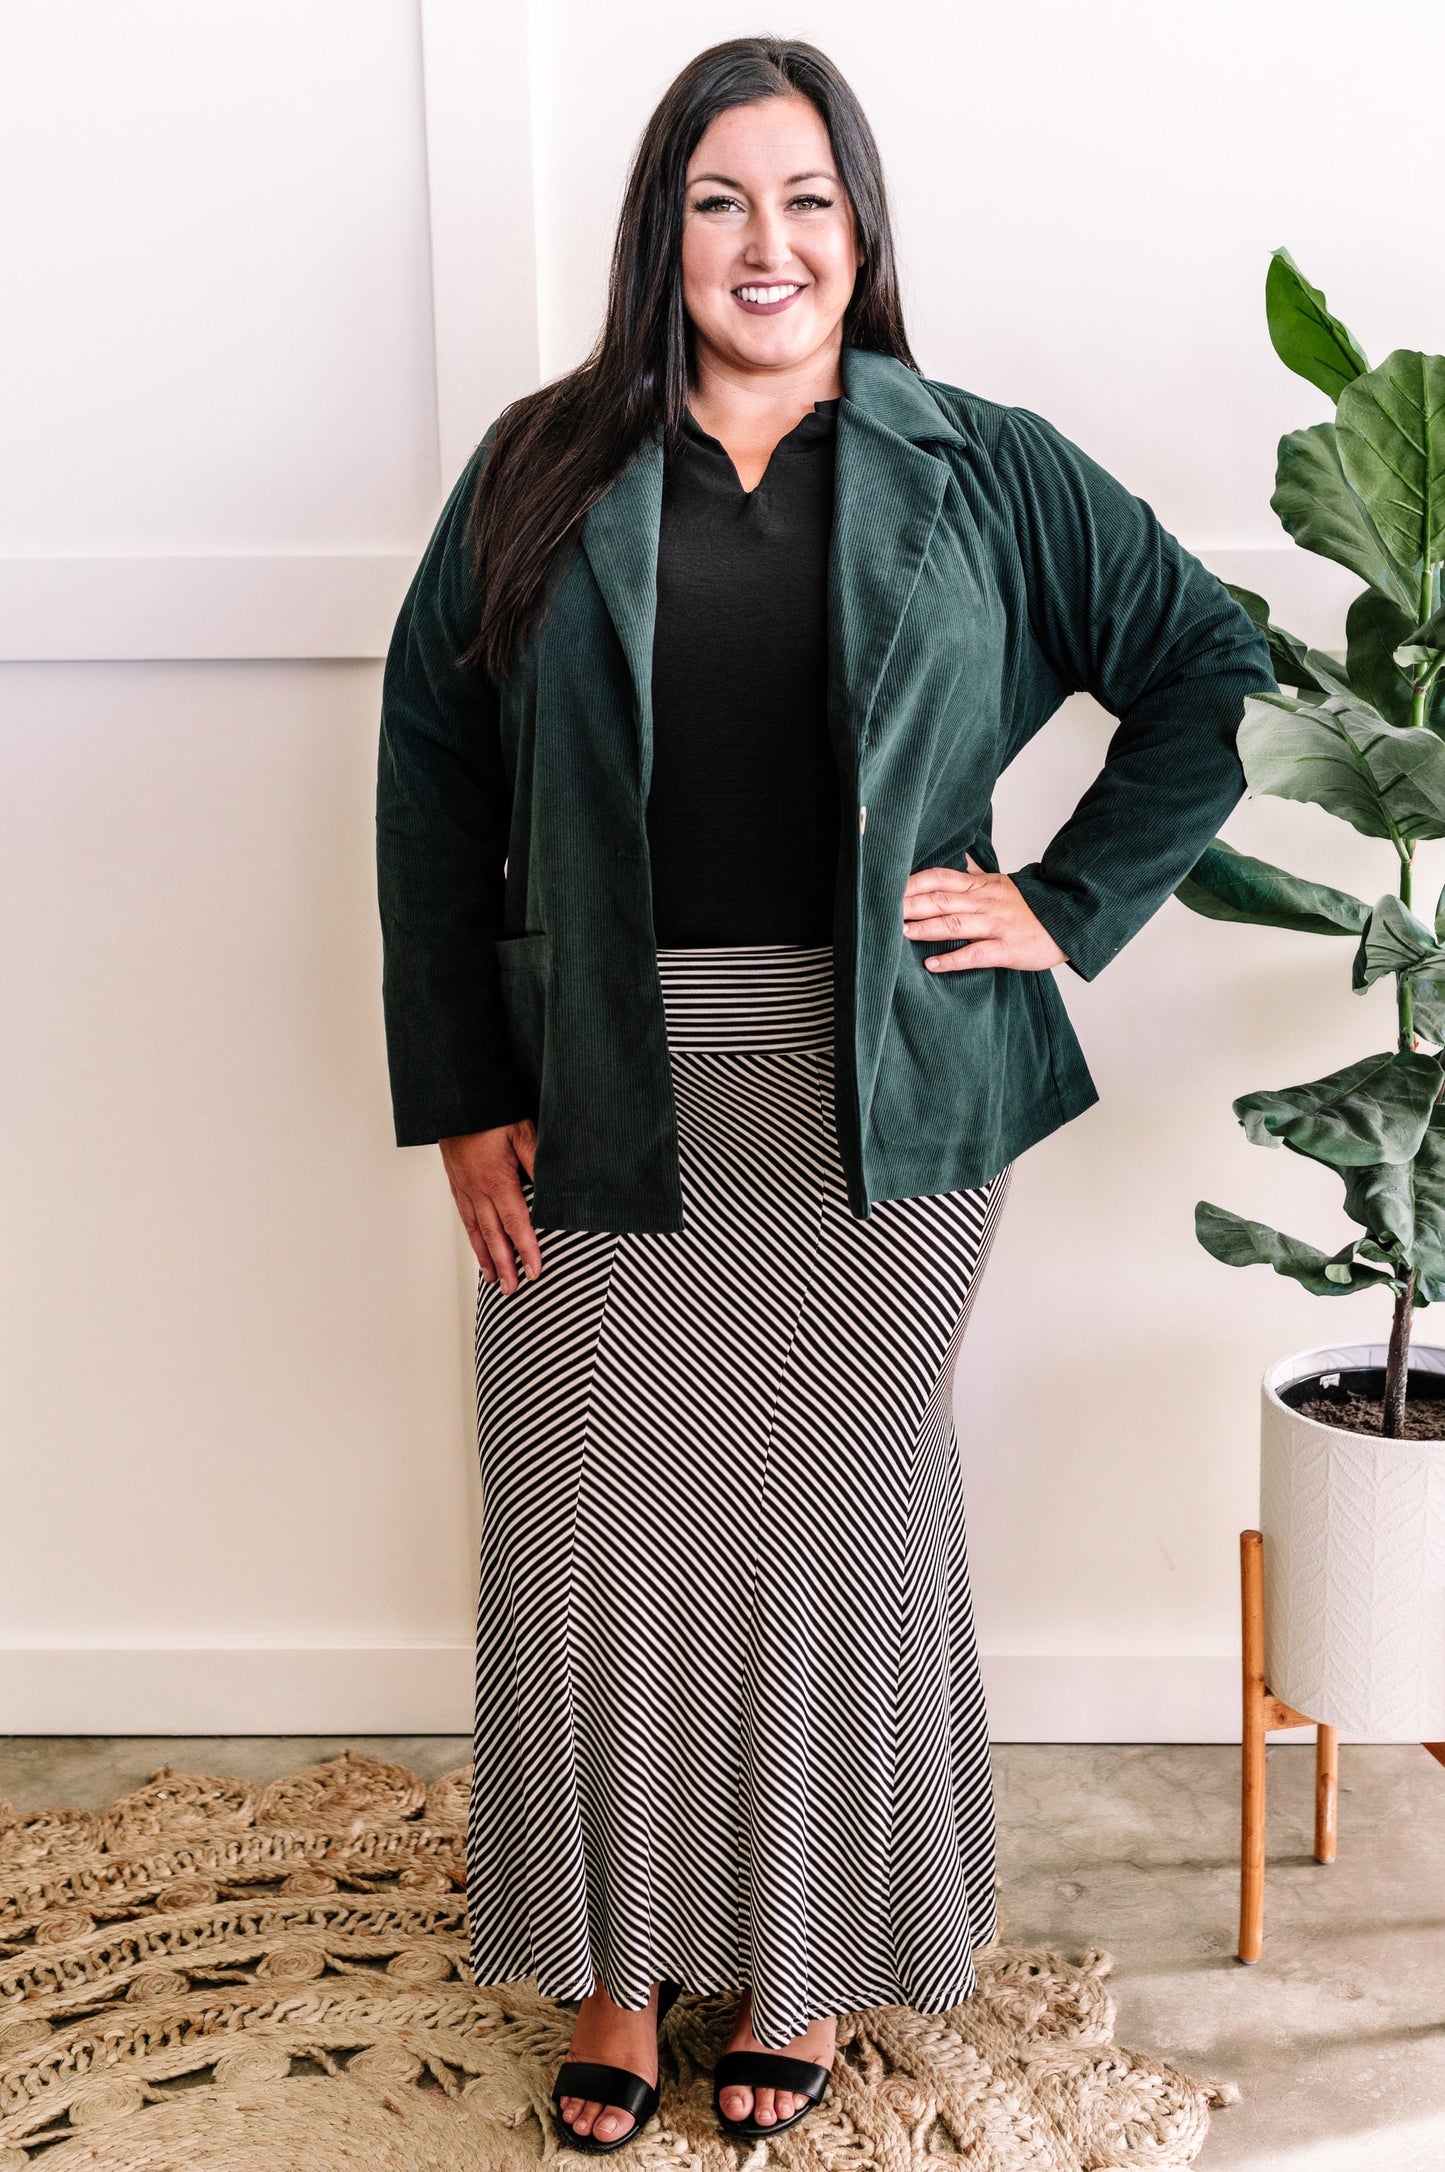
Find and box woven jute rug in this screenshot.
[0,1750,1234,2170]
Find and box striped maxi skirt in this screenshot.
[467,942,1013,2049]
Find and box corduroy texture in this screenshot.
[376,346,1277,1229]
[0,1751,1237,2170]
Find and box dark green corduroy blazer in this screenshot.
[376,345,1276,1230]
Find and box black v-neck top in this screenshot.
[646,398,841,946]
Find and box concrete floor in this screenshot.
[1,1736,1440,2170]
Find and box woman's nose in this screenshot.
[742,210,791,269]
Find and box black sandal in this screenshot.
[712,2047,832,2139]
[551,1978,684,2155]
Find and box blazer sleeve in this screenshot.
[994,403,1278,982]
[376,425,533,1146]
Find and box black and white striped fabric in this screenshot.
[468,942,1012,2050]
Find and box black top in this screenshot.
[646,398,841,946]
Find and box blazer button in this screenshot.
[858,804,867,835]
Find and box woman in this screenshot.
[377,36,1274,2155]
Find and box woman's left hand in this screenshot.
[901,855,1070,972]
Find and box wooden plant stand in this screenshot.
[1238,1527,1445,1962]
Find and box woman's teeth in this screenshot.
[736,284,801,304]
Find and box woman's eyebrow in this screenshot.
[687,170,839,188]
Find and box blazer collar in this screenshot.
[837,345,967,449]
[579,348,965,784]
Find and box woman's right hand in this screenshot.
[439,1120,541,1293]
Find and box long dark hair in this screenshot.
[463,36,917,683]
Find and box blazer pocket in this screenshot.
[494,930,550,1100]
[1020,961,1068,1119]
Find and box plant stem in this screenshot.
[1384,1269,1416,1437]
[1383,563,1441,1434]
[1400,849,1416,1048]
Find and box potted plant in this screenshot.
[1178,249,1445,1739]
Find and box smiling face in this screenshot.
[680,94,863,384]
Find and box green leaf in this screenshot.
[1394,645,1445,681]
[1273,627,1332,698]
[1226,583,1270,629]
[1340,1161,1415,1257]
[1237,689,1445,841]
[1272,423,1419,614]
[1408,986,1445,1047]
[1404,600,1445,651]
[1336,349,1445,578]
[1294,647,1361,703]
[1174,838,1368,935]
[1349,895,1445,1043]
[1347,590,1422,728]
[1351,892,1442,989]
[1265,248,1370,401]
[1219,585,1326,695]
[1234,1048,1443,1167]
[1195,1200,1392,1293]
[1338,1102,1445,1292]
[1436,877,1445,943]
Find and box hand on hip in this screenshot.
[902,855,1069,973]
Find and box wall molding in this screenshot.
[0,0,546,668]
[0,545,1353,665]
[0,1,1364,669]
[0,1647,1321,1742]
[0,555,417,663]
[417,0,541,484]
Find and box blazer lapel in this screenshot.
[576,348,968,789]
[828,347,968,769]
[580,437,665,794]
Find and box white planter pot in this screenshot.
[1261,1340,1445,1739]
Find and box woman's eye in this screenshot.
[689,192,836,214]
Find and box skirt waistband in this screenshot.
[655,943,834,1050]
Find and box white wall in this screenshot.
[3,0,1440,1737]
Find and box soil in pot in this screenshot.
[1281,1365,1445,1441]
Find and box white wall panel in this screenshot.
[0,554,416,662]
[0,662,477,1649]
[3,0,1440,1735]
[528,0,1444,577]
[0,0,439,554]
[419,0,541,477]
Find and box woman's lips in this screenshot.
[731,283,806,316]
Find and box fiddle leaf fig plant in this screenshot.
[1179,248,1445,1436]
